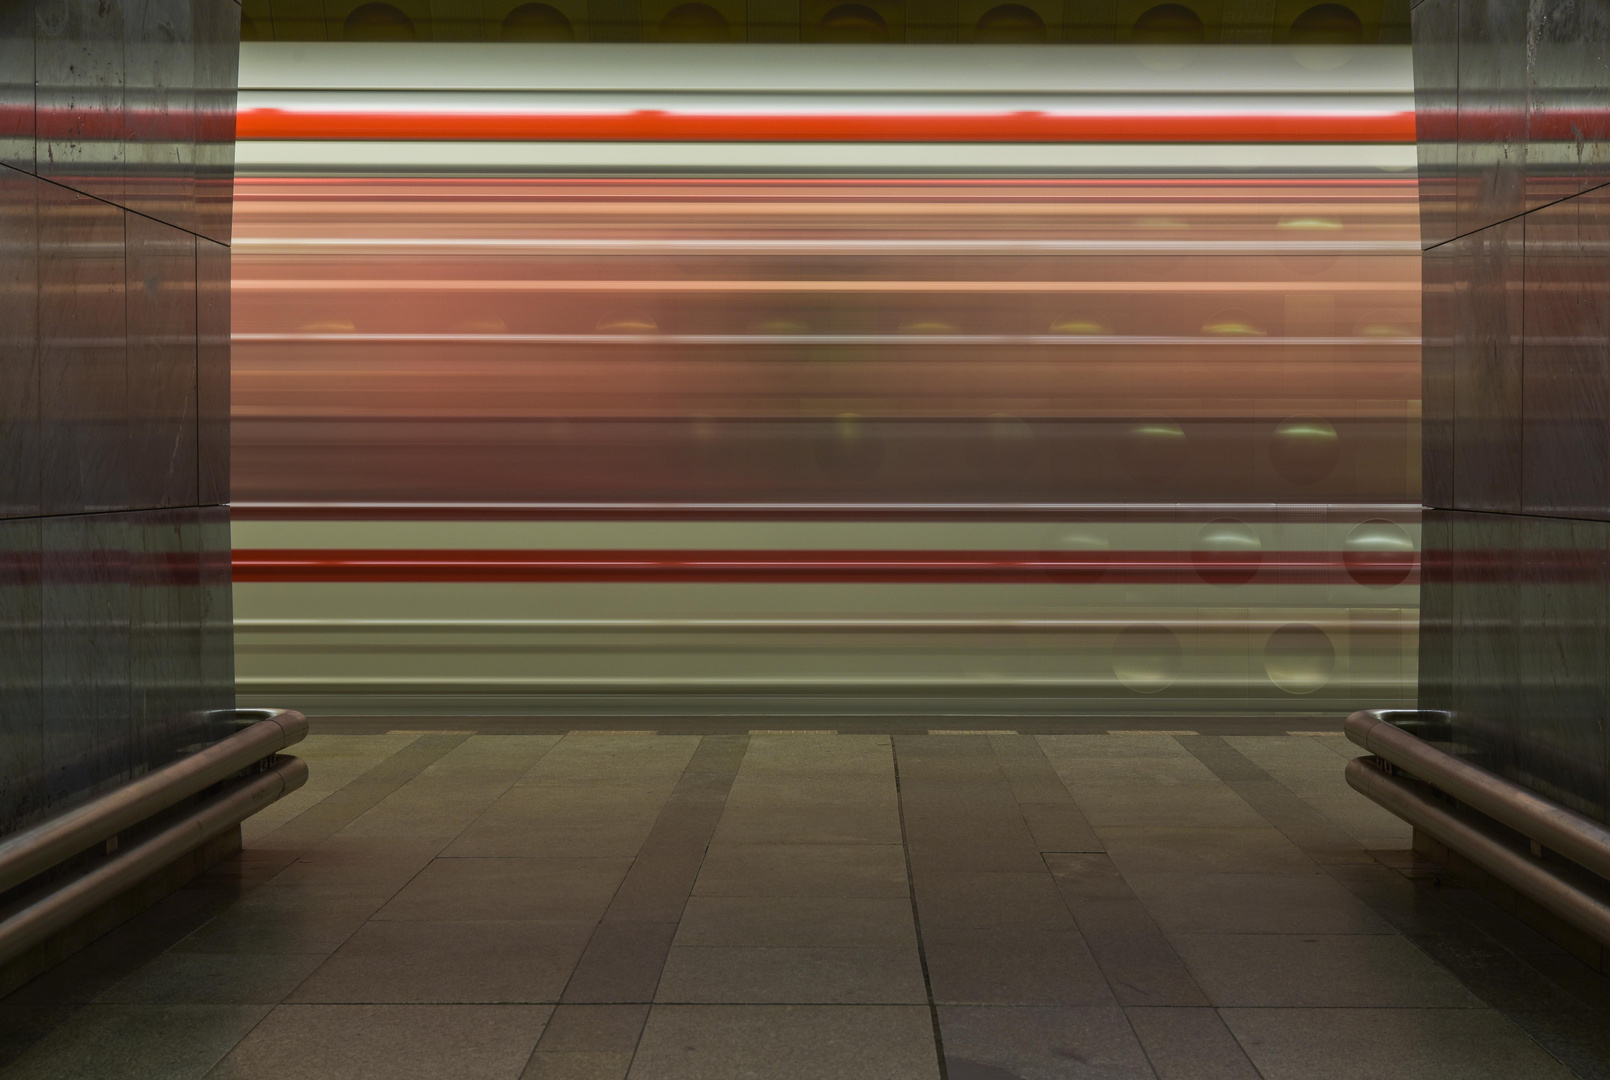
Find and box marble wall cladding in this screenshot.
[1,1,237,835]
[1516,514,1609,820]
[194,0,239,245]
[131,506,207,771]
[124,0,197,233]
[1421,244,1455,506]
[199,502,235,742]
[0,0,34,172]
[197,236,230,505]
[1456,0,1528,237]
[0,517,44,829]
[40,512,131,810]
[38,181,127,515]
[1,167,40,519]
[127,212,198,510]
[1526,0,1610,208]
[1451,219,1523,513]
[35,0,127,204]
[1412,0,1459,248]
[1416,5,1610,827]
[1523,185,1610,519]
[1417,508,1452,703]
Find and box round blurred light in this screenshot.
[973,3,1047,42]
[1202,309,1265,336]
[1262,623,1336,694]
[1041,525,1109,584]
[657,2,731,41]
[1124,419,1187,483]
[1050,315,1110,334]
[1269,416,1340,485]
[1112,624,1183,694]
[1193,518,1262,585]
[817,3,889,42]
[1130,3,1205,43]
[1289,3,1364,45]
[900,317,959,334]
[1343,518,1415,587]
[500,3,575,41]
[597,313,658,333]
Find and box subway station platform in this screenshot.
[3,730,1607,1079]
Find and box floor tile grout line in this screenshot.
[889,736,949,1080]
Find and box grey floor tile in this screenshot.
[1172,934,1485,1008]
[173,888,384,955]
[1124,1006,1260,1080]
[913,871,1076,930]
[692,844,909,898]
[923,928,1115,1007]
[96,950,327,1005]
[2,1003,270,1080]
[709,802,903,845]
[375,858,633,922]
[1221,1007,1579,1080]
[627,1004,939,1080]
[535,1004,650,1052]
[1018,805,1104,855]
[655,946,927,1004]
[443,821,656,859]
[673,896,917,948]
[289,920,595,1003]
[523,1051,634,1080]
[1126,872,1394,935]
[1095,826,1317,876]
[938,1005,1154,1080]
[561,921,680,1004]
[1069,784,1268,830]
[208,1003,551,1079]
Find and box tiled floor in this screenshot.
[4,729,1610,1079]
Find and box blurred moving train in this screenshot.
[230,43,1420,717]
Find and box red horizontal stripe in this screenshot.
[236,108,1416,144]
[232,548,1416,585]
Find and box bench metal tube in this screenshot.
[0,756,308,970]
[1345,708,1610,883]
[1346,757,1610,949]
[0,709,308,896]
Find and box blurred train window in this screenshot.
[500,3,575,41]
[815,4,891,42]
[1128,4,1205,44]
[657,3,733,42]
[342,2,417,40]
[971,4,1047,43]
[1288,4,1364,45]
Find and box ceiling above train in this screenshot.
[241,0,1410,46]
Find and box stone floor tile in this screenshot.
[1125,872,1394,935]
[937,1005,1154,1080]
[1066,783,1268,829]
[709,802,903,846]
[673,896,917,948]
[1094,826,1316,876]
[1,1003,270,1080]
[534,1004,650,1052]
[691,844,909,898]
[627,1004,938,1080]
[1123,1006,1261,1079]
[655,946,927,1004]
[522,1051,634,1080]
[923,928,1115,1006]
[172,888,383,955]
[96,950,327,1005]
[561,922,680,1004]
[1221,1007,1580,1080]
[913,871,1077,930]
[1017,805,1104,854]
[442,821,657,859]
[375,858,633,922]
[289,920,595,1003]
[207,1003,551,1080]
[1172,934,1486,1008]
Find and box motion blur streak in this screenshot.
[231,44,1420,717]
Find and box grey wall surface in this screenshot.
[1414,0,1610,821]
[0,0,239,834]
